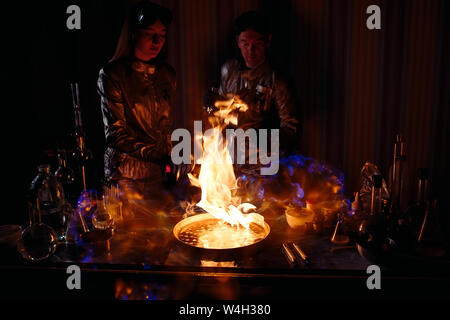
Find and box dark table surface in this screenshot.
[49,214,370,270]
[1,210,449,300]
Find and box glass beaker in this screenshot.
[92,196,114,230]
[103,182,123,225]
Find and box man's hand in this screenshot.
[203,88,224,114]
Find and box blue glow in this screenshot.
[76,189,100,211]
[280,154,311,167]
[256,186,265,200]
[146,293,157,300]
[288,165,294,176]
[81,255,91,263]
[291,182,305,200]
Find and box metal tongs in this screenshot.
[282,242,311,267]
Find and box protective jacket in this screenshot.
[218,59,298,140]
[97,57,176,181]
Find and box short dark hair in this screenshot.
[129,1,173,32]
[234,11,271,39]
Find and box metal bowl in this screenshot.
[173,213,270,261]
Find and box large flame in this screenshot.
[188,96,263,229]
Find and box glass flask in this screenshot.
[91,196,114,230]
[356,174,390,262]
[55,150,75,186]
[29,164,68,240]
[17,199,58,261]
[330,211,350,245]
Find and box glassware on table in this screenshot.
[17,199,58,261]
[29,164,68,241]
[389,134,408,215]
[92,197,114,230]
[55,150,75,186]
[416,199,446,257]
[330,211,350,245]
[356,174,390,262]
[285,204,314,230]
[103,182,123,226]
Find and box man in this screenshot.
[205,11,299,159]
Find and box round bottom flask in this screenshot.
[17,223,58,261]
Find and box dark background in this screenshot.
[2,0,449,226]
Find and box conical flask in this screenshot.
[330,212,350,245]
[55,150,75,186]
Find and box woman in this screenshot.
[97,1,177,219]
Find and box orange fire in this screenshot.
[188,96,264,230]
